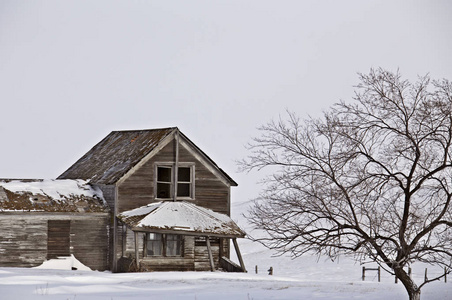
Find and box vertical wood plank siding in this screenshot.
[116,139,232,271]
[0,213,109,270]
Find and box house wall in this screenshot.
[0,213,110,270]
[118,229,230,272]
[95,184,116,211]
[117,140,231,215]
[115,138,233,271]
[93,183,116,270]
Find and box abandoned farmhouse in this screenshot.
[0,128,246,272]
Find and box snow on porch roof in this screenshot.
[117,201,246,238]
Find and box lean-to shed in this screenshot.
[0,179,110,270]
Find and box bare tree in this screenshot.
[241,69,452,300]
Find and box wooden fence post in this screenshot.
[424,268,428,282]
[255,265,258,274]
[362,266,380,282]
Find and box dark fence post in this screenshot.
[362,266,380,282]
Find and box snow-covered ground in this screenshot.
[1,200,451,299]
[1,252,451,300]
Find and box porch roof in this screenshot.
[117,201,246,238]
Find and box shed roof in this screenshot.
[117,201,246,238]
[0,179,108,213]
[58,128,237,186]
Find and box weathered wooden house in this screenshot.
[0,128,246,273]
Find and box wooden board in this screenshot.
[47,220,70,259]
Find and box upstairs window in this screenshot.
[177,166,192,197]
[156,166,172,199]
[155,164,194,199]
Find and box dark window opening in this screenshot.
[156,166,172,199]
[156,165,194,199]
[146,233,163,256]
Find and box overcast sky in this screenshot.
[1,0,452,203]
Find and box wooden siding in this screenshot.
[115,137,234,271]
[117,140,230,215]
[119,229,197,271]
[92,183,116,271]
[194,237,220,271]
[0,216,47,267]
[94,184,116,211]
[0,213,109,270]
[118,232,228,272]
[71,216,110,271]
[47,220,70,259]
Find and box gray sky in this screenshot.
[1,0,452,203]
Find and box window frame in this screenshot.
[145,233,163,256]
[145,233,184,257]
[154,163,195,200]
[156,165,173,199]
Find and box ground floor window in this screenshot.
[146,233,183,257]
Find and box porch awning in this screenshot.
[117,201,246,238]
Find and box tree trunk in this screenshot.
[394,267,421,300]
[409,290,421,300]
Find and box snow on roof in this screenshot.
[0,179,108,213]
[118,201,246,238]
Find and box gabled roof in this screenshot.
[58,127,175,184]
[0,179,108,213]
[58,127,237,186]
[117,201,245,238]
